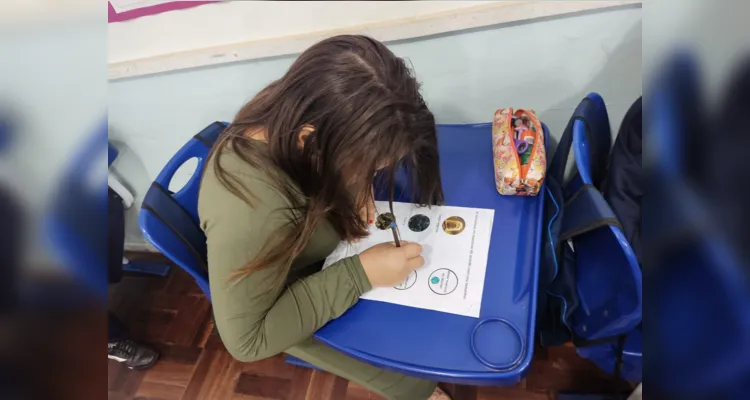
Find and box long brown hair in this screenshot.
[206,35,443,287]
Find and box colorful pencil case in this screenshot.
[492,108,546,196]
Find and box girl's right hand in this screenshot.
[358,241,424,287]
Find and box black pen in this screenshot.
[389,221,402,247]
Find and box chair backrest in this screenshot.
[139,122,227,299]
[567,93,642,340]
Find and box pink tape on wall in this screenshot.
[109,1,216,23]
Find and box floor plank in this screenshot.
[287,367,314,400]
[235,373,291,399]
[134,380,186,400]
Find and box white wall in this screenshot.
[108,6,642,249]
[108,1,637,78]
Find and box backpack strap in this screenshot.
[560,184,622,242]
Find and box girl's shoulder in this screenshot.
[198,147,298,225]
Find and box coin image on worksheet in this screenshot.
[407,214,430,232]
[442,216,466,235]
[375,212,396,230]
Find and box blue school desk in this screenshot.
[313,123,546,386]
[140,121,545,386]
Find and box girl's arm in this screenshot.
[202,180,371,363]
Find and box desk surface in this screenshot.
[314,123,545,386]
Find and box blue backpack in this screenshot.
[537,93,643,361]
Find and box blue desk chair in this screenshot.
[139,122,227,300]
[565,93,642,381]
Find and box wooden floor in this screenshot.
[108,254,630,400]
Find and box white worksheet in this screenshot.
[323,201,494,318]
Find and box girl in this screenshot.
[199,35,450,400]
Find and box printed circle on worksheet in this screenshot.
[428,268,459,295]
[375,212,396,230]
[442,216,466,235]
[394,270,417,290]
[407,214,430,232]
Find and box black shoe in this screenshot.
[108,339,159,370]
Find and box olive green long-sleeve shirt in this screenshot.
[198,144,372,362]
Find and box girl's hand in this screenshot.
[358,241,424,287]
